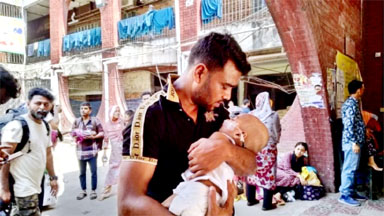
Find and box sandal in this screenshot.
[98,187,112,201]
[76,191,87,200]
[90,191,98,200]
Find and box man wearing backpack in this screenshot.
[0,87,58,216]
[71,102,104,201]
[0,66,21,168]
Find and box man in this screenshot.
[140,91,152,101]
[0,66,20,105]
[0,87,58,216]
[118,32,257,215]
[0,67,21,166]
[338,80,367,207]
[71,102,104,200]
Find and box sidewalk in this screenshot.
[234,193,384,216]
[42,142,384,216]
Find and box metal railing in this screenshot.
[0,2,22,18]
[0,52,23,64]
[68,20,101,34]
[201,0,270,30]
[120,28,176,44]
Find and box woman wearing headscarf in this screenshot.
[246,92,281,210]
[99,105,125,200]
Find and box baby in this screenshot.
[162,113,269,216]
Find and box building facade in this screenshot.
[0,0,383,192]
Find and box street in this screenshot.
[41,138,384,216]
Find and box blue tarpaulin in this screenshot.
[201,0,223,24]
[118,7,175,40]
[63,27,101,52]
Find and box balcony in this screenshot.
[201,0,269,29]
[201,0,281,52]
[62,27,102,56]
[26,39,50,63]
[118,6,176,44]
[0,52,23,64]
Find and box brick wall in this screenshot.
[49,0,70,64]
[100,0,121,48]
[266,0,362,192]
[179,0,201,51]
[362,1,383,126]
[278,97,306,154]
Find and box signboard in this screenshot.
[0,16,25,54]
[293,73,325,109]
[335,51,362,118]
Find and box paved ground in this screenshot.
[41,140,384,216]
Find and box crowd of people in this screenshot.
[0,32,382,216]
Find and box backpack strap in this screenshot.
[13,116,30,153]
[42,120,50,136]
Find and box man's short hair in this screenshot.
[348,80,363,95]
[243,99,250,105]
[188,32,251,75]
[141,91,151,98]
[0,66,20,99]
[125,109,134,116]
[28,87,54,102]
[80,102,92,109]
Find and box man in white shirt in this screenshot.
[0,87,58,216]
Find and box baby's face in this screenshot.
[220,118,244,144]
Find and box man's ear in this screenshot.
[192,63,208,84]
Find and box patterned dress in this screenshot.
[247,92,281,190]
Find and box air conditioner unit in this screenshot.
[95,0,107,8]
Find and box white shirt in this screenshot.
[1,114,51,197]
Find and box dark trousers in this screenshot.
[78,156,98,191]
[246,184,274,209]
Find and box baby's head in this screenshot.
[219,113,268,153]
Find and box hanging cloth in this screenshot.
[201,0,223,24]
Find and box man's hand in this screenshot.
[0,188,11,203]
[187,134,230,179]
[50,180,58,197]
[352,143,360,153]
[207,180,236,216]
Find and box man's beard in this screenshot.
[31,110,48,120]
[192,76,212,110]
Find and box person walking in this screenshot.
[0,87,58,216]
[338,80,367,207]
[247,92,281,210]
[71,102,104,201]
[99,105,125,200]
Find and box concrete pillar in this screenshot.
[50,0,74,129]
[98,0,125,123]
[49,0,70,64]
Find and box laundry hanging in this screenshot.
[201,0,223,24]
[62,27,101,52]
[118,7,175,40]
